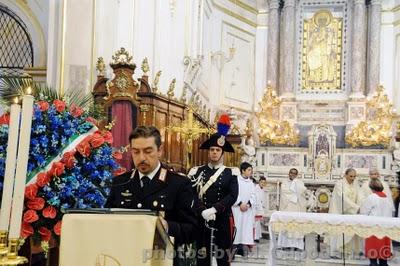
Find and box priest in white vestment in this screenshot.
[358,168,394,215]
[277,168,307,250]
[232,162,256,256]
[328,168,361,257]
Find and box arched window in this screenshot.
[0,4,33,77]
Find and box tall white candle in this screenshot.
[8,92,34,239]
[0,101,21,231]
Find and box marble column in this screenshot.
[367,0,382,95]
[350,0,367,99]
[279,0,296,99]
[266,0,280,90]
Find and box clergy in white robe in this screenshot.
[277,168,307,250]
[358,168,394,214]
[328,168,361,257]
[254,176,266,241]
[232,162,256,247]
[360,179,393,265]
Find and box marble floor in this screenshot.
[229,238,400,266]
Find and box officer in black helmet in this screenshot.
[188,114,239,266]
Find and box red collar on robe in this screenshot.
[373,191,387,197]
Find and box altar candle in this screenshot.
[0,99,21,231]
[8,90,34,239]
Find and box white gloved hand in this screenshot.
[208,213,216,221]
[201,207,217,221]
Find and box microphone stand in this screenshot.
[341,180,346,266]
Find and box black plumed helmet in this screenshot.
[199,114,234,153]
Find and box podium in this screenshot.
[59,212,173,266]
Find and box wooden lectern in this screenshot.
[59,213,173,266]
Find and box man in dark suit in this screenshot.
[105,126,197,252]
[188,133,239,266]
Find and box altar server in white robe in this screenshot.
[358,168,394,215]
[254,176,266,242]
[277,168,307,250]
[232,162,256,255]
[329,168,361,257]
[360,179,393,266]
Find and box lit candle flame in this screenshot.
[13,97,19,104]
[26,86,32,95]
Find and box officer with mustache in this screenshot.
[105,126,198,265]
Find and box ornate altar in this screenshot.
[256,0,399,218]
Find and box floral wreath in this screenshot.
[0,97,125,251]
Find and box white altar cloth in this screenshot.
[268,211,400,265]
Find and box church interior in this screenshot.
[0,0,400,265]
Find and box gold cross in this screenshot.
[167,106,212,169]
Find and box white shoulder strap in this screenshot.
[199,166,226,198]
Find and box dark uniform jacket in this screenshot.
[188,164,239,248]
[189,164,239,216]
[105,166,198,245]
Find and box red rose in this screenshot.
[103,131,113,144]
[83,135,93,143]
[76,141,91,157]
[112,151,123,160]
[0,113,10,125]
[38,227,52,242]
[26,197,45,210]
[49,162,65,177]
[90,133,105,148]
[53,221,62,236]
[70,104,83,117]
[42,205,57,219]
[61,151,76,169]
[20,222,34,238]
[36,101,49,111]
[23,210,39,223]
[36,172,50,187]
[86,117,98,126]
[113,167,126,177]
[25,184,38,200]
[53,99,66,112]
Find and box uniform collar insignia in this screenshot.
[158,168,167,182]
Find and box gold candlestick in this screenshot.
[0,231,8,256]
[0,238,28,265]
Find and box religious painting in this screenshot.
[269,153,300,167]
[345,155,377,169]
[302,10,343,91]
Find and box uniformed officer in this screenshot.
[105,126,198,252]
[188,130,239,266]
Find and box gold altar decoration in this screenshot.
[166,107,212,169]
[256,85,299,146]
[96,57,106,76]
[152,70,162,93]
[346,85,396,147]
[302,10,343,91]
[167,78,176,99]
[111,47,133,66]
[141,57,149,74]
